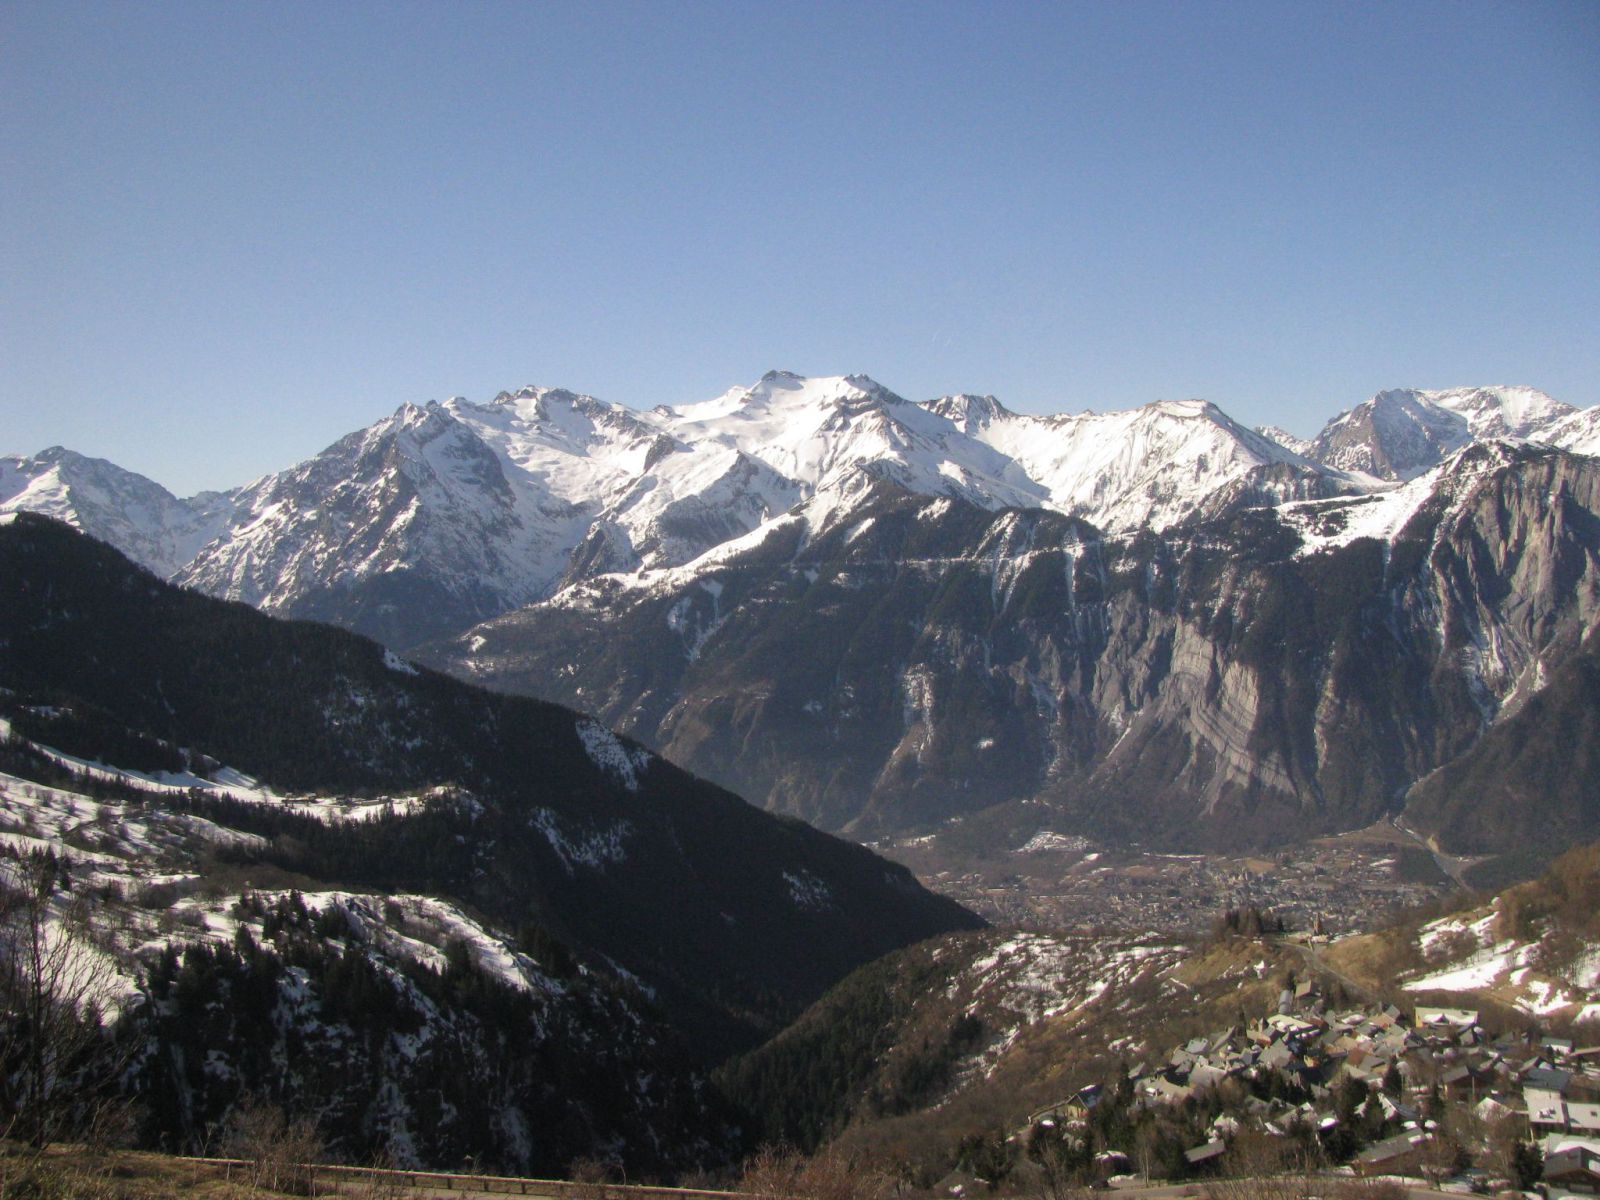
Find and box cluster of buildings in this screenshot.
[1028,985,1600,1192]
[927,843,1443,934]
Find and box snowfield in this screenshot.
[1402,901,1600,1022]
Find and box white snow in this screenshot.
[529,807,632,874]
[947,933,1185,1085]
[1406,904,1597,1016]
[1281,438,1539,556]
[1014,832,1093,855]
[575,718,652,792]
[1405,948,1518,993]
[782,869,835,911]
[383,648,420,676]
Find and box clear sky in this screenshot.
[3,0,1597,495]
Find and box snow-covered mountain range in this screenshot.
[4,375,1590,649]
[6,375,1597,868]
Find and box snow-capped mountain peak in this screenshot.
[1540,405,1600,458]
[6,373,1593,652]
[923,393,1014,433]
[1307,385,1573,481]
[0,446,235,577]
[1256,425,1313,457]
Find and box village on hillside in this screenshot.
[1018,978,1600,1197]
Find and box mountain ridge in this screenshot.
[9,375,1582,651]
[416,438,1600,868]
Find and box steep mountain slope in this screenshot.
[0,447,234,577]
[717,927,1303,1176]
[6,377,1595,871]
[1326,841,1600,1025]
[0,513,981,1057]
[172,399,601,648]
[1402,629,1600,884]
[1306,386,1572,481]
[1542,405,1600,458]
[0,743,726,1173]
[420,442,1600,865]
[1257,425,1314,456]
[927,393,1335,532]
[729,847,1600,1182]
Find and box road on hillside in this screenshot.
[1274,936,1381,1007]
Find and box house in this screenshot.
[1527,1087,1569,1134]
[1184,1140,1227,1169]
[1414,1006,1478,1030]
[1441,1062,1491,1102]
[1569,1103,1600,1138]
[1528,1065,1576,1094]
[1140,1076,1192,1104]
[1545,1145,1600,1194]
[1190,1062,1233,1092]
[1268,1013,1321,1039]
[1027,1084,1103,1130]
[1353,1132,1425,1178]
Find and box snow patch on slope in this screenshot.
[576,719,652,792]
[530,808,633,874]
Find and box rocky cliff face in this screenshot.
[1306,386,1574,481]
[420,443,1600,862]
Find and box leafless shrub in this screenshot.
[1424,929,1476,966]
[0,851,129,1150]
[1202,1131,1322,1200]
[568,1155,622,1200]
[132,881,180,910]
[742,1144,896,1200]
[221,1096,324,1196]
[345,1146,425,1200]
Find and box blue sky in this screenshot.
[4,0,1597,495]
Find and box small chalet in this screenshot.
[1414,1006,1478,1030]
[1570,1102,1600,1137]
[1353,1133,1425,1178]
[1184,1140,1226,1169]
[1545,1145,1600,1194]
[1527,1087,1569,1134]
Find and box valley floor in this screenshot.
[883,821,1453,933]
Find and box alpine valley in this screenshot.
[5,372,1600,1185]
[0,513,979,1172]
[8,374,1594,881]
